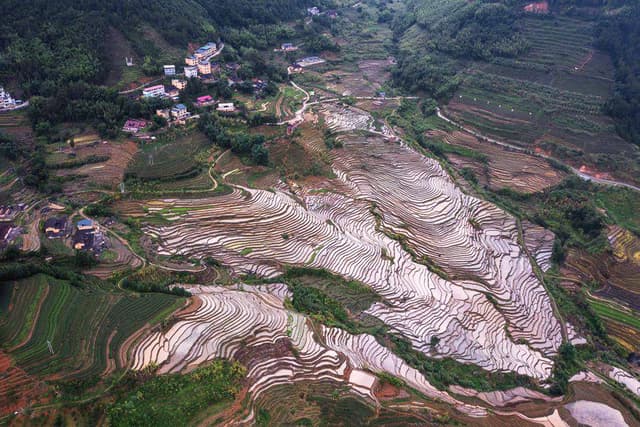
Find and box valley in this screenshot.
[1,0,640,426]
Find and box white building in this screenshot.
[217,102,235,112]
[171,104,190,120]
[0,87,19,110]
[142,85,166,98]
[163,65,176,76]
[184,66,198,78]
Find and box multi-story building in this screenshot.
[171,79,187,90]
[163,65,176,76]
[194,42,217,60]
[185,55,198,66]
[197,60,212,75]
[171,104,190,120]
[142,85,166,98]
[184,66,198,78]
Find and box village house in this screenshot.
[185,55,198,66]
[166,86,180,100]
[142,85,166,98]
[524,1,549,13]
[44,217,67,239]
[198,60,212,75]
[210,61,221,74]
[307,6,320,15]
[76,219,94,231]
[281,43,298,52]
[194,42,217,60]
[216,102,236,113]
[327,10,338,19]
[184,66,198,78]
[122,119,149,134]
[171,104,190,120]
[156,109,171,120]
[296,56,326,68]
[171,79,187,90]
[0,223,14,247]
[289,63,304,74]
[73,229,94,251]
[163,65,176,76]
[0,86,23,111]
[196,95,215,107]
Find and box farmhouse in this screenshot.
[184,66,198,78]
[122,119,149,134]
[73,229,94,250]
[142,85,166,98]
[171,79,187,90]
[217,102,236,112]
[0,86,23,111]
[524,1,549,13]
[76,219,94,231]
[296,56,326,67]
[166,86,180,100]
[163,65,176,76]
[44,217,67,239]
[289,63,304,74]
[156,109,171,120]
[171,104,190,120]
[196,95,215,107]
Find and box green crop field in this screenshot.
[596,188,640,235]
[588,297,640,331]
[0,274,182,380]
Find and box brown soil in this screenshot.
[55,140,138,189]
[0,352,49,417]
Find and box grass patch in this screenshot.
[108,360,245,427]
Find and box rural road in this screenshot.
[436,107,640,193]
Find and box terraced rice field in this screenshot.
[0,274,181,380]
[130,284,487,417]
[430,130,566,193]
[136,124,562,380]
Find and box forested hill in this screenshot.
[0,0,314,95]
[391,0,640,147]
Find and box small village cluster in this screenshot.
[44,216,106,253]
[0,86,25,111]
[121,41,250,135]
